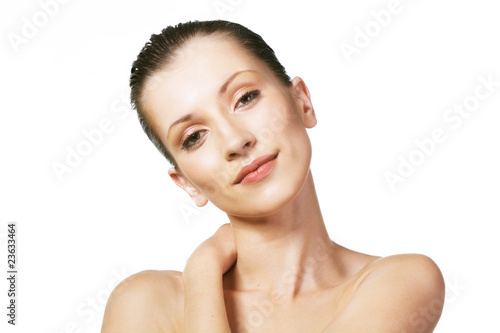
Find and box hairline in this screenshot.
[135,32,292,170]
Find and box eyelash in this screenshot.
[181,89,261,151]
[181,130,206,151]
[234,89,260,110]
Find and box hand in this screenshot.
[184,223,237,279]
[182,224,236,333]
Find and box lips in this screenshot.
[233,153,278,185]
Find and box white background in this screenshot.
[1,0,499,332]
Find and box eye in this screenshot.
[234,90,260,110]
[181,130,207,151]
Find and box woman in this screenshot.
[101,20,445,332]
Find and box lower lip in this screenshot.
[239,156,278,185]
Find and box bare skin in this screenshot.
[101,35,445,332]
[102,179,444,333]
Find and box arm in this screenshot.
[182,223,237,333]
[100,224,236,333]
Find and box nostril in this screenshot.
[228,152,237,159]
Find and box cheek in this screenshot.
[178,148,218,187]
[178,143,235,199]
[251,97,297,144]
[274,101,313,170]
[263,97,309,150]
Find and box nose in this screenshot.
[219,117,256,161]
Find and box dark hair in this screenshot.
[130,20,292,168]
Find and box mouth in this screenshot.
[233,153,278,185]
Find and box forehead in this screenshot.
[141,36,275,137]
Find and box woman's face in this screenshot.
[141,35,316,217]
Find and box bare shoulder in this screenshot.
[361,253,445,286]
[101,270,184,333]
[330,254,445,333]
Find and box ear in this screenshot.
[168,167,208,207]
[290,77,317,128]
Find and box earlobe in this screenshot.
[291,77,317,128]
[168,167,208,207]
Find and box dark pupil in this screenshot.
[189,132,199,142]
[242,94,251,103]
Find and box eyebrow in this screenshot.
[167,113,194,139]
[219,69,256,94]
[167,70,257,139]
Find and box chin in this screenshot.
[221,153,312,218]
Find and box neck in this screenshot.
[224,171,342,298]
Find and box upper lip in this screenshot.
[233,153,278,185]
